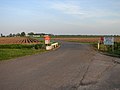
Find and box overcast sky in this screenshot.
[0,0,120,35]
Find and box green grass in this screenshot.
[93,43,120,57]
[0,44,44,49]
[0,49,46,61]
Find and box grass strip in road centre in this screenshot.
[0,49,46,61]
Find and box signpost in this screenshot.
[100,37,104,43]
[104,37,114,45]
[44,35,50,45]
[104,36,114,52]
[98,37,104,50]
[98,36,114,52]
[98,41,100,50]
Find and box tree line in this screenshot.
[0,32,54,37]
[1,32,26,37]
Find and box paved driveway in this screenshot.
[0,41,120,90]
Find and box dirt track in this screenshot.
[0,41,120,90]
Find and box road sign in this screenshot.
[45,40,50,44]
[44,35,50,44]
[100,37,104,43]
[104,37,114,45]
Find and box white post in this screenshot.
[98,42,100,50]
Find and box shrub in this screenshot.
[34,44,44,49]
[0,44,44,49]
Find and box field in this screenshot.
[53,37,99,43]
[0,37,45,61]
[0,37,40,44]
[53,37,120,43]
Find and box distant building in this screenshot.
[33,34,41,37]
[27,33,46,37]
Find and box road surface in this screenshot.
[0,41,120,90]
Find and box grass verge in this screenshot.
[93,43,120,57]
[64,39,120,57]
[0,49,46,61]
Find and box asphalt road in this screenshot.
[0,41,120,90]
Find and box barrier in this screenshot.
[46,42,59,50]
[46,46,52,50]
[51,42,58,48]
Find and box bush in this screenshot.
[34,44,44,49]
[0,44,44,49]
[97,42,120,56]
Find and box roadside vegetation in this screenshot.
[0,43,46,61]
[0,49,46,60]
[94,42,120,57]
[0,44,44,49]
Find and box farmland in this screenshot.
[0,37,45,60]
[0,37,40,44]
[53,37,100,43]
[53,37,120,43]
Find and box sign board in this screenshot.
[45,40,50,44]
[104,37,114,45]
[44,35,50,44]
[100,37,104,43]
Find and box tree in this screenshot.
[9,33,13,37]
[12,34,16,37]
[1,33,3,37]
[28,32,34,35]
[16,33,21,37]
[21,32,26,37]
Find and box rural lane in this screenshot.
[0,41,120,90]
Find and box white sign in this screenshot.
[104,37,114,45]
[44,35,50,44]
[45,40,50,44]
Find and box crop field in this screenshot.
[53,37,120,43]
[53,37,100,43]
[0,37,40,44]
[0,37,45,60]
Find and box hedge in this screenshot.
[0,44,44,49]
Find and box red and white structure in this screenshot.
[44,35,50,44]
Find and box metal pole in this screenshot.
[112,37,114,52]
